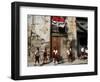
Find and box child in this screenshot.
[34,47,40,65]
[43,48,48,64]
[52,48,59,64]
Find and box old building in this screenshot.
[27,15,88,66]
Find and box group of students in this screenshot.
[52,47,75,64]
[34,47,76,65]
[34,47,48,65]
[34,47,62,65]
[34,47,88,66]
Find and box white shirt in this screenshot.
[85,49,88,53]
[66,50,70,55]
[81,47,84,52]
[53,50,58,55]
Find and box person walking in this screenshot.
[43,48,48,64]
[52,48,59,64]
[34,47,40,65]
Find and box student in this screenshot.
[66,49,70,60]
[84,48,88,59]
[52,48,59,64]
[80,47,85,59]
[68,48,73,62]
[34,47,40,65]
[43,48,48,64]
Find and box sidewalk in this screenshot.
[28,58,88,66]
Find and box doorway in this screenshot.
[51,37,61,57]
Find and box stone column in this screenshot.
[67,17,77,59]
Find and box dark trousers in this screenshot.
[35,56,39,64]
